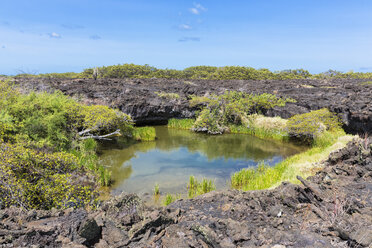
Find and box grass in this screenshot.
[228,114,289,141]
[231,130,354,191]
[187,176,216,198]
[155,91,180,99]
[154,183,160,196]
[361,81,372,86]
[132,126,156,141]
[168,118,195,130]
[163,193,178,206]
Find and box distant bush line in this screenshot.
[11,64,372,80]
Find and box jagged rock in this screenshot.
[78,218,101,246]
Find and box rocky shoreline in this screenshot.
[1,78,371,247]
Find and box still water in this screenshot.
[99,126,304,195]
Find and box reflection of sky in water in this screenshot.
[100,126,305,195]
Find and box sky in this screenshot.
[0,0,371,75]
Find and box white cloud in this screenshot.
[178,24,192,30]
[194,3,206,11]
[189,8,199,15]
[189,3,206,15]
[48,32,61,39]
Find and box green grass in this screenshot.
[228,124,289,141]
[132,126,156,141]
[153,183,160,196]
[155,91,180,99]
[361,81,372,86]
[187,176,216,198]
[163,193,177,206]
[231,130,354,191]
[227,114,289,141]
[167,118,195,130]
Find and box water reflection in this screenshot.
[99,126,305,195]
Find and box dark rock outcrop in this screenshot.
[12,78,372,134]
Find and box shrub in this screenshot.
[0,142,97,209]
[286,109,342,144]
[189,91,295,135]
[0,81,143,209]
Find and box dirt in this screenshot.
[12,77,372,134]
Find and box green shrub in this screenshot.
[286,109,342,144]
[0,81,144,209]
[190,91,295,135]
[0,142,97,209]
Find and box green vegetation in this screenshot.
[187,176,216,198]
[132,127,156,141]
[155,91,180,100]
[286,108,341,144]
[228,114,289,141]
[360,81,372,85]
[190,91,295,135]
[230,109,354,191]
[163,193,177,206]
[11,64,372,80]
[153,183,160,196]
[167,118,195,130]
[0,81,143,210]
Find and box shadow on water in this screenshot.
[99,126,306,195]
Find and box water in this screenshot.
[99,126,305,195]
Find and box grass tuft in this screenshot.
[155,91,180,99]
[163,193,177,206]
[187,176,216,198]
[154,183,160,196]
[132,126,156,141]
[168,118,195,130]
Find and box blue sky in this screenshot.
[0,0,371,75]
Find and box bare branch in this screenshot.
[79,129,121,140]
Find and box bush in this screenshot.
[286,109,342,144]
[0,142,97,209]
[190,91,295,135]
[0,81,142,209]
